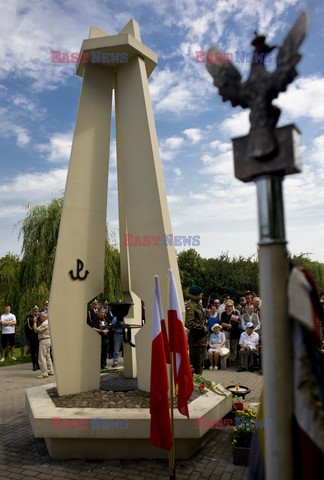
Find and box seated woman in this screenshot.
[208,324,226,370]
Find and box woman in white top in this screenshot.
[208,324,226,370]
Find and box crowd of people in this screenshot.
[1,286,323,379]
[185,286,324,376]
[185,287,264,375]
[0,298,123,376]
[0,301,53,379]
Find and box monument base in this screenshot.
[26,382,232,459]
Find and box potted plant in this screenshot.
[232,406,257,466]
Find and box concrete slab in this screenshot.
[26,382,232,459]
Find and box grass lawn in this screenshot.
[0,347,32,367]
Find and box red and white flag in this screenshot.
[288,267,324,478]
[249,266,324,480]
[156,276,171,365]
[150,275,173,451]
[167,269,193,418]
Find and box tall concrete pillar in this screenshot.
[50,20,183,395]
[49,60,113,395]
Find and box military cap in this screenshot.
[189,285,203,295]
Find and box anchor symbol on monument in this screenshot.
[69,259,89,281]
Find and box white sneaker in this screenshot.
[209,366,213,370]
[214,366,218,370]
[36,374,48,379]
[11,357,17,361]
[0,358,4,362]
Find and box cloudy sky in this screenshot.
[1,0,324,262]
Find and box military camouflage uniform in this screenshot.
[185,299,208,374]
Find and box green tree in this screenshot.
[177,251,259,305]
[102,232,122,302]
[177,249,206,296]
[200,253,258,304]
[18,197,63,318]
[291,253,324,292]
[0,254,21,314]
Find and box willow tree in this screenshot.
[103,234,122,302]
[18,195,121,322]
[0,254,21,314]
[18,196,63,320]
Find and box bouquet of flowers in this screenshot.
[232,406,257,448]
[193,374,227,396]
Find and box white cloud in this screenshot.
[164,136,184,149]
[200,151,233,176]
[11,94,47,120]
[220,111,250,138]
[276,75,324,122]
[14,126,31,147]
[0,107,31,147]
[149,68,179,106]
[0,168,67,201]
[173,167,182,176]
[189,192,207,200]
[167,194,183,204]
[159,136,184,162]
[0,205,25,219]
[183,128,203,144]
[209,140,231,152]
[36,132,73,163]
[308,135,324,171]
[155,81,195,113]
[0,0,143,90]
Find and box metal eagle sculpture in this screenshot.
[206,11,308,160]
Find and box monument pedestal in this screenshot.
[26,382,232,459]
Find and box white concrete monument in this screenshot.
[49,20,183,396]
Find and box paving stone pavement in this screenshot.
[0,362,262,480]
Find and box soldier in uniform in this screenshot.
[24,305,40,371]
[185,285,209,374]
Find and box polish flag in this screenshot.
[156,276,171,364]
[150,276,173,451]
[168,269,193,418]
